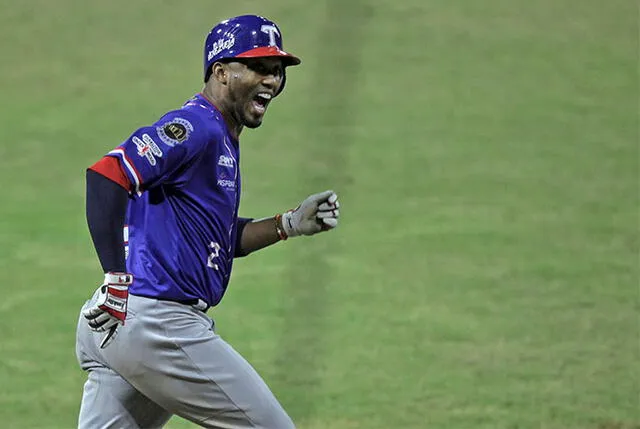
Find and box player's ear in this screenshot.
[211,62,228,85]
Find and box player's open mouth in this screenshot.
[251,92,271,115]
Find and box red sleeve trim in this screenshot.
[89,156,131,191]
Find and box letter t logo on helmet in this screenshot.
[203,15,301,95]
[260,25,279,46]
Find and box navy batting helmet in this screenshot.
[204,15,301,95]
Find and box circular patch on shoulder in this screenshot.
[156,117,194,147]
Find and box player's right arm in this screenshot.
[82,159,133,347]
[86,159,130,274]
[82,110,210,346]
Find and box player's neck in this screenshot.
[201,87,242,140]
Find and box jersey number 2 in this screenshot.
[207,242,221,270]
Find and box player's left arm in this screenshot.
[235,190,340,256]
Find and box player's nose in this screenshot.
[260,73,282,93]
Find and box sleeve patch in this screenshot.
[156,117,194,147]
[132,134,163,166]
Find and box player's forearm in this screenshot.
[238,217,283,255]
[86,170,129,273]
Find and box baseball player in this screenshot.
[75,15,340,429]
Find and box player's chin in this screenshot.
[243,109,265,128]
[245,100,269,127]
[243,118,263,129]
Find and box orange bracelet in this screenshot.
[274,213,288,241]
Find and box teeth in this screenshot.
[257,93,272,101]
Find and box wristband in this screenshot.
[104,272,133,285]
[274,213,288,241]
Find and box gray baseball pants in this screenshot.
[76,293,295,429]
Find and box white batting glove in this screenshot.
[281,190,340,237]
[82,273,132,347]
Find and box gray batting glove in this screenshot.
[281,190,340,237]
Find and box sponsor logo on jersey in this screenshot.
[132,134,163,166]
[218,155,234,168]
[156,117,193,147]
[217,172,236,189]
[207,35,235,61]
[217,179,236,188]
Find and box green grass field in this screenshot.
[0,1,638,428]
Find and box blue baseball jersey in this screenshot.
[107,94,241,307]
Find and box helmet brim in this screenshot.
[236,46,301,66]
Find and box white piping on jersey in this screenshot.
[109,148,142,196]
[222,138,238,182]
[222,137,239,256]
[123,225,130,260]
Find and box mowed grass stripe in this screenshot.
[271,1,371,423]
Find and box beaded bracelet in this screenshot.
[274,213,288,241]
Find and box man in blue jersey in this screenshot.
[75,15,340,429]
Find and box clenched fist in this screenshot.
[281,190,340,238]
